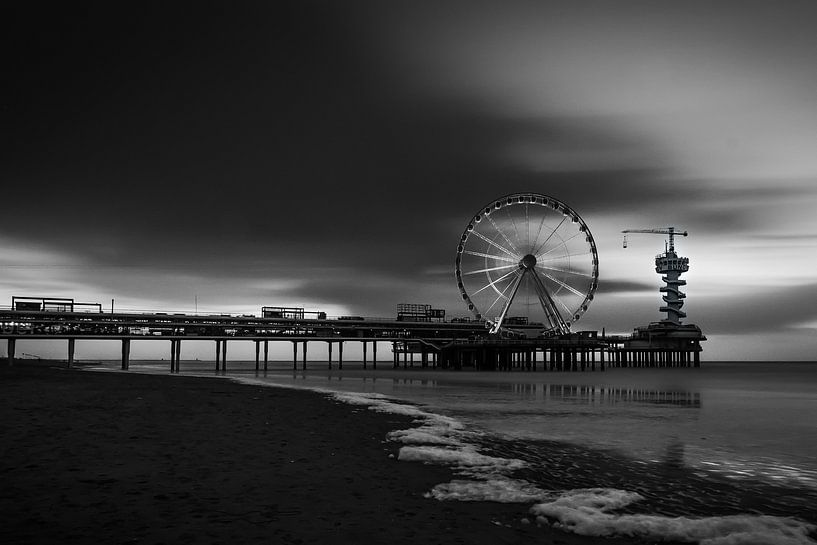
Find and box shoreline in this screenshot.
[0,362,648,544]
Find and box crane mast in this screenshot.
[621,226,690,326]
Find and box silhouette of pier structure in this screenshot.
[1,197,706,371]
[0,308,701,372]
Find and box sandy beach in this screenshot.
[0,362,660,545]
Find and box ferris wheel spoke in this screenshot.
[537,264,593,278]
[505,205,523,249]
[485,214,520,255]
[470,229,520,260]
[532,216,566,256]
[462,263,519,276]
[531,210,548,253]
[525,204,530,249]
[462,250,518,264]
[471,267,521,296]
[538,251,591,262]
[541,271,586,299]
[484,270,523,316]
[536,231,583,260]
[553,293,574,316]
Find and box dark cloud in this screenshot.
[1,1,692,294]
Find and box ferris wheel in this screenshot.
[455,193,599,335]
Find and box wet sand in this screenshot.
[0,363,647,544]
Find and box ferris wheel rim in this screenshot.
[454,192,599,333]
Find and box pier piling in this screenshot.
[264,341,269,371]
[68,338,75,368]
[7,338,15,366]
[121,339,130,370]
[328,341,333,369]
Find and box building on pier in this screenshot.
[619,227,706,366]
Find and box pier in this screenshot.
[1,195,709,371]
[0,309,702,372]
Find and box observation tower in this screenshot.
[621,227,705,365]
[623,227,689,324]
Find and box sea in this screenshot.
[96,359,817,544]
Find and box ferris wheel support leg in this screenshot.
[530,270,569,334]
[490,271,524,334]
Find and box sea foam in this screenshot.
[399,445,526,472]
[233,375,817,545]
[307,387,531,478]
[427,478,548,503]
[530,488,817,545]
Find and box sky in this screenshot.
[3,1,817,360]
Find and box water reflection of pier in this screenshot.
[505,382,701,407]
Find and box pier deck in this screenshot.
[1,310,702,371]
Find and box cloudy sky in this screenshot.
[3,1,817,360]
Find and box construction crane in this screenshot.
[622,227,688,252]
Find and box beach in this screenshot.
[0,362,656,545]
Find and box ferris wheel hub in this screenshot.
[520,254,537,270]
